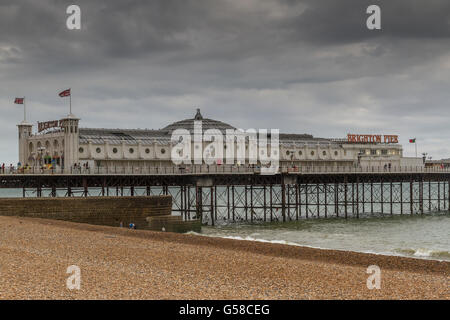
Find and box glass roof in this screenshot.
[78,109,334,145]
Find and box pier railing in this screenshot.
[1,165,449,175]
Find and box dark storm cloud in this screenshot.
[1,0,450,163]
[281,0,450,45]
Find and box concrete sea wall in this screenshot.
[0,196,201,233]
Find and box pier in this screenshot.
[1,165,450,225]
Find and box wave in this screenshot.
[186,231,318,247]
[395,248,450,260]
[185,231,450,261]
[184,232,389,255]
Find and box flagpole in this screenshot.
[69,88,72,115]
[23,96,26,122]
[415,141,417,158]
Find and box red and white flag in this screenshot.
[14,97,24,104]
[59,89,71,97]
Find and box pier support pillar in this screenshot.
[370,182,374,214]
[210,186,215,226]
[83,178,88,197]
[410,179,414,215]
[400,182,403,215]
[390,182,393,215]
[334,182,338,217]
[316,184,320,218]
[419,179,424,214]
[344,178,348,219]
[281,183,286,222]
[305,183,309,219]
[362,181,365,214]
[356,177,359,218]
[196,186,203,223]
[438,179,441,211]
[264,185,267,222]
[269,185,273,222]
[428,180,431,212]
[227,185,231,221]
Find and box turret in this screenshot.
[17,120,33,166]
[59,114,80,168]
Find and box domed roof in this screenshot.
[162,109,236,133]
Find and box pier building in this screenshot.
[18,109,418,170]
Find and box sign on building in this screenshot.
[347,134,398,144]
[38,120,61,133]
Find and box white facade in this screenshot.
[18,115,79,168]
[17,110,413,170]
[400,157,424,168]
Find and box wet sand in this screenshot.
[0,216,448,299]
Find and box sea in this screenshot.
[200,213,450,262]
[1,188,449,262]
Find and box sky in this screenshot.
[1,0,450,164]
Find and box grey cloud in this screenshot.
[284,0,450,45]
[0,0,450,164]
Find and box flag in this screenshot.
[59,89,71,97]
[14,98,24,104]
[409,138,416,143]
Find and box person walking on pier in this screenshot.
[1,163,5,174]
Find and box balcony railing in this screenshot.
[0,165,449,175]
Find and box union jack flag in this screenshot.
[59,89,71,97]
[14,97,24,104]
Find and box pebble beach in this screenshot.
[0,216,448,300]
